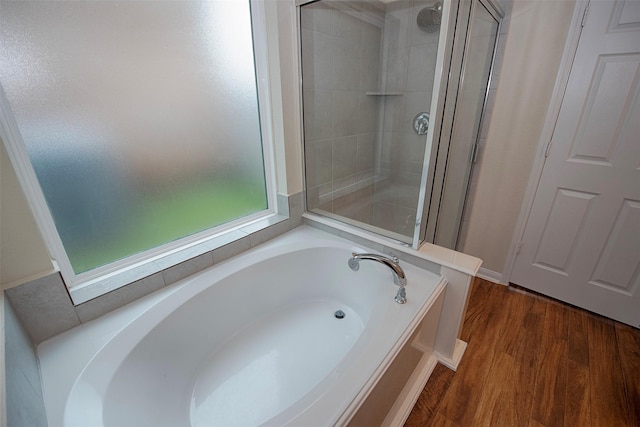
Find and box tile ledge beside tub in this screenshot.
[302,213,482,277]
[5,192,304,345]
[70,212,291,305]
[303,212,482,370]
[71,191,302,304]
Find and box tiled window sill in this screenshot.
[70,212,291,305]
[5,192,303,344]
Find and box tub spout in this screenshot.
[348,253,407,303]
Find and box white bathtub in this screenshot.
[39,226,447,427]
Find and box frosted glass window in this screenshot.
[0,1,268,273]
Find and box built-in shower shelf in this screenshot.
[365,92,404,96]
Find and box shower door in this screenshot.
[422,0,502,249]
[300,0,450,245]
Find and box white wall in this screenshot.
[0,139,54,289]
[460,0,576,274]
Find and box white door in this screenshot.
[510,0,640,327]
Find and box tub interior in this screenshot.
[189,300,362,426]
[66,245,390,427]
[101,299,364,427]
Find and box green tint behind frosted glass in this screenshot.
[0,1,267,273]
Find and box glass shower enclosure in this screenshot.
[300,0,502,249]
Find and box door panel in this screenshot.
[589,199,640,295]
[532,188,597,275]
[511,0,640,327]
[568,54,639,164]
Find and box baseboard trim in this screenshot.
[435,338,467,371]
[477,267,505,285]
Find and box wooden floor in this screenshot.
[405,278,640,427]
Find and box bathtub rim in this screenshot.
[68,248,444,427]
[38,226,446,427]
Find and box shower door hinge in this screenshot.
[581,6,589,27]
[470,143,480,163]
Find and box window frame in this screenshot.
[0,0,281,303]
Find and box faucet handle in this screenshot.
[348,253,360,271]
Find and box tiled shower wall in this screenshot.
[302,1,383,224]
[4,297,48,426]
[302,1,439,239]
[375,0,440,237]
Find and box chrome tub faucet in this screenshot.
[348,253,407,304]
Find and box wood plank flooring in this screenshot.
[405,278,640,427]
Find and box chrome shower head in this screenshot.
[417,2,442,33]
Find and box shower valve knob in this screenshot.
[413,112,430,135]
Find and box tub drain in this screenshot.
[334,310,346,319]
